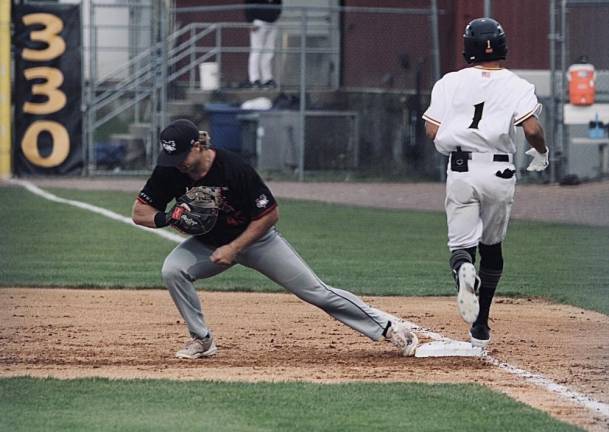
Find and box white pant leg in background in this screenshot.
[248,19,277,83]
[259,22,277,82]
[446,159,516,251]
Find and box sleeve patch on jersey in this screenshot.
[422,114,441,126]
[255,194,270,208]
[514,103,542,125]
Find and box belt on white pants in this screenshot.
[450,152,514,163]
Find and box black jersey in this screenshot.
[138,148,277,246]
[244,0,282,23]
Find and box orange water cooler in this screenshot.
[568,63,596,106]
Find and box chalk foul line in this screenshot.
[14,179,609,419]
[12,179,183,244]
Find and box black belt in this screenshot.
[451,149,509,162]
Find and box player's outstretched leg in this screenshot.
[470,243,503,348]
[449,247,480,324]
[238,230,418,356]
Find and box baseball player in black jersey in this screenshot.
[132,119,418,359]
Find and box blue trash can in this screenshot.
[205,103,250,153]
[94,141,126,168]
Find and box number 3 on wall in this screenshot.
[22,13,66,61]
[20,13,70,168]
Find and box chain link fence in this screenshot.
[81,2,443,180]
[78,0,609,182]
[554,0,609,182]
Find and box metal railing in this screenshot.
[82,1,442,178]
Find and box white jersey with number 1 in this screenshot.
[423,66,541,156]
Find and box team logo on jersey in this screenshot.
[256,194,269,208]
[161,139,177,153]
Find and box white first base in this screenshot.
[415,340,484,358]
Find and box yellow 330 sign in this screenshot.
[14,4,82,174]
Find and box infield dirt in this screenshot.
[1,288,608,431]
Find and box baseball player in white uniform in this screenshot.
[423,18,549,348]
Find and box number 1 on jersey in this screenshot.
[469,102,485,129]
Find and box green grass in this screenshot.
[0,186,607,314]
[0,378,580,432]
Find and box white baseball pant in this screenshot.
[248,19,277,83]
[445,153,516,251]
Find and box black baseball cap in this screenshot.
[156,119,199,167]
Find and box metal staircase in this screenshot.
[85,20,223,173]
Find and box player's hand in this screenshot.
[154,203,190,228]
[525,147,549,172]
[210,244,238,266]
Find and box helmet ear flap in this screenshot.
[463,37,480,64]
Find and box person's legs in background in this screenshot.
[247,19,266,87]
[259,21,278,88]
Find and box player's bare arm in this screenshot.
[521,116,550,171]
[211,207,279,265]
[520,116,547,153]
[131,199,158,228]
[425,121,439,141]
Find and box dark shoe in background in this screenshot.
[261,79,277,89]
[238,80,262,89]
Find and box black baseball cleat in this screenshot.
[469,323,491,349]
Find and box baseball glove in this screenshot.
[169,187,220,235]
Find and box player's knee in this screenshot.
[479,242,503,271]
[161,257,187,285]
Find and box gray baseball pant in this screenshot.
[161,228,391,342]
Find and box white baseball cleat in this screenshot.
[387,321,418,357]
[456,263,480,324]
[175,335,218,359]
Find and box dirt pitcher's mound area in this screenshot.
[1,289,608,431]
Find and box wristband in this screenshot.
[154,211,170,228]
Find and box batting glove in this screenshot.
[525,148,549,172]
